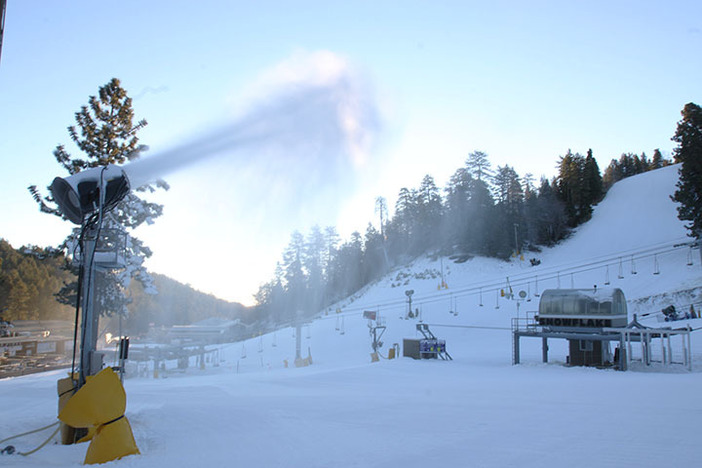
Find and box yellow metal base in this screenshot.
[58,368,139,465]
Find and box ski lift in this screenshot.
[495,289,500,309]
[339,316,345,335]
[479,287,484,307]
[335,315,340,331]
[534,275,540,297]
[618,257,624,279]
[688,247,694,266]
[630,255,637,275]
[604,265,611,285]
[241,344,247,359]
[448,293,458,316]
[653,254,660,275]
[306,325,311,339]
[272,332,277,348]
[570,273,574,289]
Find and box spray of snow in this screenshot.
[124,51,380,190]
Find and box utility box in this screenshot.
[403,338,421,359]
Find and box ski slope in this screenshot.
[2,164,702,467]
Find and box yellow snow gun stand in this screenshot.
[58,368,140,465]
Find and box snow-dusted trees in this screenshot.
[28,78,166,317]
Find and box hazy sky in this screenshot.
[1,1,701,306]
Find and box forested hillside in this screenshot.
[255,148,673,325]
[0,239,249,329]
[122,273,251,336]
[0,240,74,321]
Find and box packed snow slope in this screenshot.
[2,164,702,468]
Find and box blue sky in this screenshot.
[1,1,701,305]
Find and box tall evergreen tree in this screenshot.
[556,150,583,227]
[443,167,473,250]
[415,175,443,252]
[464,178,494,255]
[28,78,166,317]
[671,102,702,238]
[583,149,603,206]
[466,150,493,182]
[281,231,306,318]
[304,226,326,311]
[362,223,386,284]
[388,187,417,258]
[556,150,600,227]
[493,165,524,256]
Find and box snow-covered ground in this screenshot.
[2,164,702,467]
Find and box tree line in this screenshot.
[0,240,75,321]
[254,147,674,325]
[0,238,248,329]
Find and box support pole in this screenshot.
[78,169,109,388]
[542,337,548,363]
[79,229,100,387]
[512,332,520,365]
[687,325,692,371]
[295,324,302,360]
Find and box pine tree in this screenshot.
[443,168,473,250]
[583,149,603,207]
[304,226,326,311]
[282,231,306,318]
[389,187,417,257]
[466,150,493,182]
[556,150,582,227]
[464,178,494,255]
[362,223,386,283]
[415,175,443,252]
[671,102,702,238]
[650,148,667,170]
[28,78,167,317]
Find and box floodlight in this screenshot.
[50,165,130,224]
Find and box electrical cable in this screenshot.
[0,421,60,457]
[70,212,98,382]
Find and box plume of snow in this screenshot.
[124,51,380,189]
